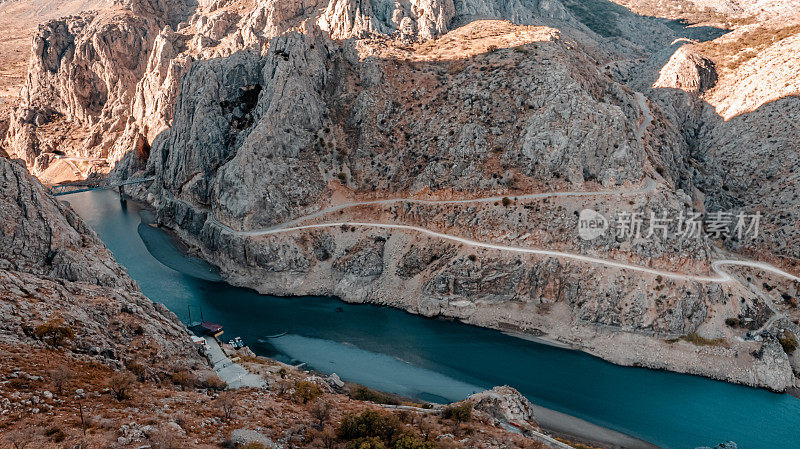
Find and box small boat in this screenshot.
[228,336,245,348]
[264,331,288,339]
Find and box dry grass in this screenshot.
[666,332,726,347]
[360,20,559,63]
[697,24,800,71]
[0,343,544,448]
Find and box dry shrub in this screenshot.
[48,364,73,395]
[294,380,322,404]
[33,318,75,347]
[311,400,332,429]
[44,427,67,442]
[150,427,180,449]
[171,370,196,390]
[273,379,292,395]
[125,360,146,380]
[216,391,236,419]
[203,374,228,392]
[108,372,136,401]
[308,427,337,449]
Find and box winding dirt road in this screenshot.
[203,177,800,285]
[212,218,800,284]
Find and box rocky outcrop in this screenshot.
[0,156,133,287]
[654,45,717,94]
[3,0,686,177]
[468,386,538,429]
[317,0,576,41]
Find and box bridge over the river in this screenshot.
[49,177,155,196]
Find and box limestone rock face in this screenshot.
[0,156,133,287]
[316,0,580,41]
[2,0,684,177]
[0,156,204,373]
[3,0,195,173]
[149,21,658,231]
[690,26,800,261]
[654,45,717,94]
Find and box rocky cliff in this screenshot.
[0,155,204,375]
[3,0,682,178]
[2,0,194,176]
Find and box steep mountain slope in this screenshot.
[1,0,194,176]
[0,155,204,377]
[693,24,800,263]
[2,0,683,178]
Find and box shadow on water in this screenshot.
[65,190,800,449]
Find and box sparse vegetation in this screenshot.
[33,318,74,347]
[442,402,472,427]
[216,391,237,419]
[8,377,30,390]
[5,428,33,449]
[393,435,437,449]
[241,443,266,449]
[203,374,228,392]
[44,426,67,442]
[345,437,385,449]
[125,360,146,380]
[725,318,740,327]
[350,386,399,405]
[310,427,338,449]
[48,364,72,395]
[779,330,798,354]
[171,370,196,390]
[337,416,436,449]
[107,372,136,401]
[337,410,404,444]
[697,24,800,70]
[312,399,332,429]
[150,427,181,449]
[670,332,725,347]
[555,438,601,449]
[294,380,323,404]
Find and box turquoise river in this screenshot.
[66,189,800,449]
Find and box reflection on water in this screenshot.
[67,190,800,449]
